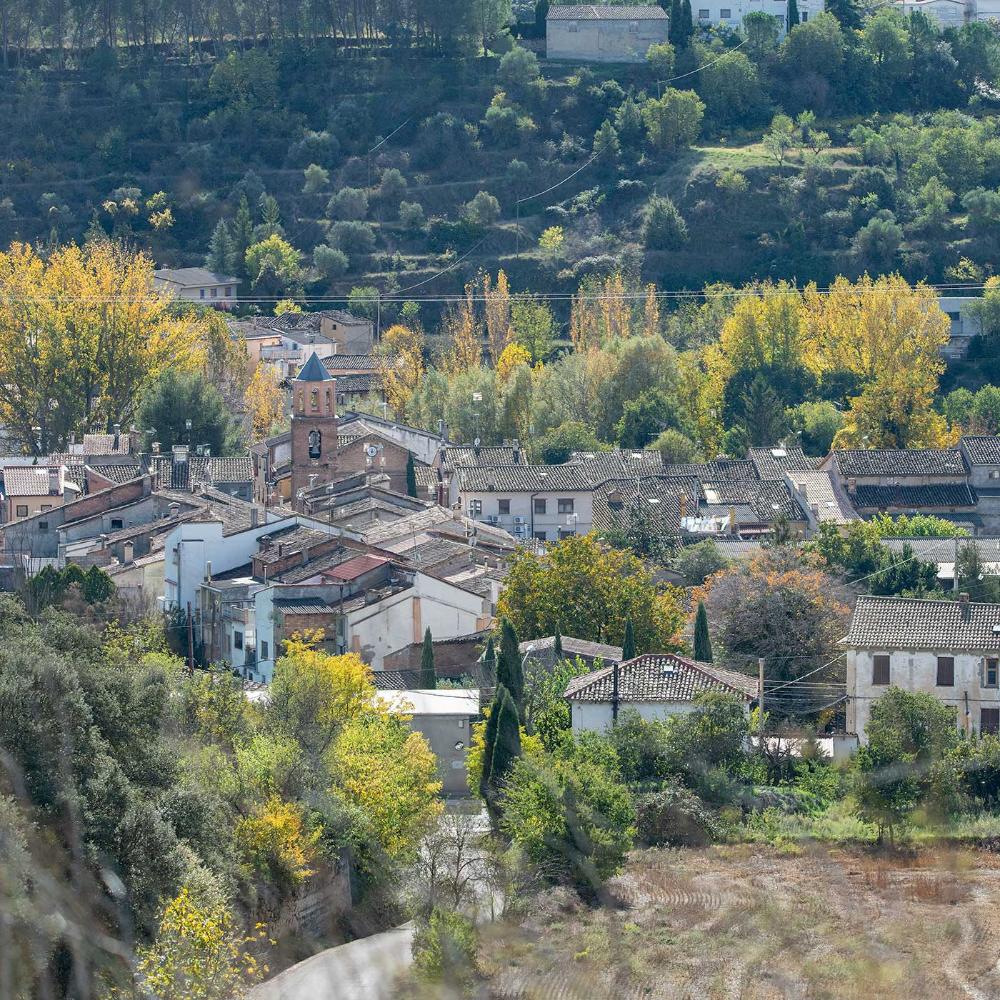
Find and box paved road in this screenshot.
[251,922,415,1000]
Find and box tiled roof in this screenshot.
[323,354,379,372]
[82,433,131,455]
[458,464,593,492]
[835,449,966,477]
[853,483,977,509]
[666,460,758,481]
[86,463,144,486]
[154,267,237,287]
[961,436,1000,466]
[843,594,1000,651]
[572,450,666,483]
[548,4,669,19]
[708,539,765,559]
[881,536,1000,565]
[521,635,624,662]
[3,466,60,496]
[700,479,804,522]
[322,553,391,581]
[786,470,859,524]
[748,446,814,479]
[150,455,253,490]
[592,475,697,535]
[444,446,521,468]
[273,597,337,614]
[333,373,381,394]
[564,653,757,703]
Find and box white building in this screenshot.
[546,5,669,63]
[564,652,757,732]
[456,464,595,542]
[690,0,824,31]
[843,594,1000,741]
[153,267,239,308]
[938,295,983,360]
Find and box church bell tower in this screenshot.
[291,352,338,508]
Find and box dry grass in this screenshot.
[479,843,1000,999]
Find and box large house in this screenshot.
[546,5,669,63]
[690,0,823,30]
[843,594,1000,740]
[153,267,238,308]
[564,652,758,731]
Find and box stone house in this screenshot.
[546,5,669,63]
[843,594,1000,740]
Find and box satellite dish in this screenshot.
[366,444,379,458]
[474,437,481,448]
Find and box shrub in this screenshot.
[635,782,719,846]
[642,195,688,250]
[378,168,407,208]
[462,190,501,226]
[498,46,540,90]
[329,220,376,254]
[302,163,329,194]
[399,201,426,231]
[313,244,349,278]
[327,186,369,220]
[412,907,478,988]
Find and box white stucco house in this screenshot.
[843,594,1000,741]
[690,0,824,31]
[153,267,239,308]
[546,5,669,63]
[564,652,758,732]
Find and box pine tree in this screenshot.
[622,618,636,661]
[406,452,418,497]
[694,601,713,662]
[553,624,563,661]
[478,693,503,798]
[206,219,234,274]
[256,192,284,240]
[420,626,436,688]
[787,0,800,27]
[487,686,522,794]
[231,195,254,280]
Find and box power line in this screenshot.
[661,38,748,84]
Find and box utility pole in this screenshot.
[758,656,765,722]
[187,601,195,674]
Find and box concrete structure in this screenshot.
[153,267,238,308]
[546,5,669,62]
[377,689,481,795]
[843,594,1000,740]
[565,652,757,732]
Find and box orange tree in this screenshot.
[496,534,685,654]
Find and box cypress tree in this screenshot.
[478,691,503,798]
[500,618,524,719]
[405,452,418,497]
[693,601,713,662]
[787,0,800,27]
[553,624,563,661]
[680,0,694,45]
[488,686,522,794]
[206,219,234,274]
[668,0,683,46]
[419,626,436,688]
[622,618,636,661]
[481,635,497,681]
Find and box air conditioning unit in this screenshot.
[486,515,499,525]
[513,516,527,525]
[512,524,526,536]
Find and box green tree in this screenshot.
[498,618,524,718]
[245,235,302,297]
[498,46,540,90]
[642,195,689,250]
[699,51,765,128]
[303,163,330,194]
[787,0,800,28]
[139,370,240,455]
[511,298,556,363]
[478,696,502,797]
[488,685,522,796]
[622,618,636,661]
[642,88,705,153]
[406,452,418,497]
[744,11,781,60]
[419,627,436,689]
[647,40,676,80]
[327,187,369,220]
[693,601,713,662]
[206,220,235,275]
[230,196,254,280]
[534,420,602,464]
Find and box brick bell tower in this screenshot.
[291,352,338,508]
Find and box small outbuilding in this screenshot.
[546,5,669,63]
[564,652,757,731]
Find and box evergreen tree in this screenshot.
[255,192,284,240]
[622,618,636,661]
[787,0,800,27]
[206,219,234,274]
[693,601,713,662]
[481,635,497,681]
[680,0,694,46]
[668,0,683,46]
[230,195,254,280]
[406,452,418,497]
[499,618,524,719]
[478,687,504,797]
[419,626,436,688]
[554,624,563,660]
[487,686,522,794]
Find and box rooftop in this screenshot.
[961,436,1000,466]
[853,482,977,510]
[444,445,522,469]
[521,635,624,663]
[564,653,757,703]
[375,688,481,716]
[296,352,335,382]
[458,464,593,492]
[843,594,1000,651]
[748,445,815,479]
[547,4,669,18]
[3,466,65,497]
[154,267,237,287]
[834,449,967,478]
[323,354,380,372]
[786,470,859,524]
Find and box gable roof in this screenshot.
[521,635,624,663]
[786,470,859,524]
[154,267,237,287]
[444,445,521,468]
[834,449,966,478]
[592,475,697,535]
[699,478,804,522]
[296,352,335,382]
[843,594,1000,651]
[853,482,977,510]
[3,466,63,496]
[961,436,1000,466]
[564,652,757,703]
[748,445,814,479]
[323,354,380,372]
[571,449,667,483]
[458,464,593,492]
[547,4,668,19]
[665,460,758,481]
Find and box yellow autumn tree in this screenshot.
[441,284,481,375]
[0,241,203,453]
[496,341,531,383]
[328,711,442,860]
[482,269,512,362]
[244,365,285,442]
[802,275,951,448]
[642,283,661,338]
[376,323,425,417]
[235,795,320,894]
[570,273,632,349]
[203,310,251,410]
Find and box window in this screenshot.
[720,7,731,16]
[210,287,217,298]
[40,504,51,512]
[261,640,269,660]
[985,658,999,688]
[872,654,890,686]
[234,630,244,650]
[628,20,639,31]
[110,518,123,530]
[801,10,808,19]
[533,531,547,541]
[558,498,575,514]
[698,8,710,17]
[15,505,27,518]
[983,708,1000,735]
[559,528,576,539]
[498,499,510,515]
[225,287,233,297]
[937,655,955,687]
[199,288,205,298]
[991,470,1000,480]
[470,499,482,516]
[534,497,547,514]
[39,521,48,532]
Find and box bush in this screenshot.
[399,200,426,231]
[642,195,688,250]
[302,163,329,194]
[327,186,369,220]
[534,420,602,464]
[635,782,719,846]
[313,244,349,278]
[329,220,376,254]
[412,907,478,988]
[462,190,501,226]
[498,46,540,90]
[378,168,407,209]
[951,734,1000,808]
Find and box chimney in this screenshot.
[250,507,260,528]
[729,505,737,535]
[48,467,60,495]
[679,492,687,518]
[308,474,318,490]
[173,444,189,463]
[513,438,521,464]
[152,441,161,455]
[810,502,819,517]
[113,423,121,450]
[847,477,857,497]
[960,592,970,603]
[205,560,212,583]
[123,540,134,564]
[168,502,181,517]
